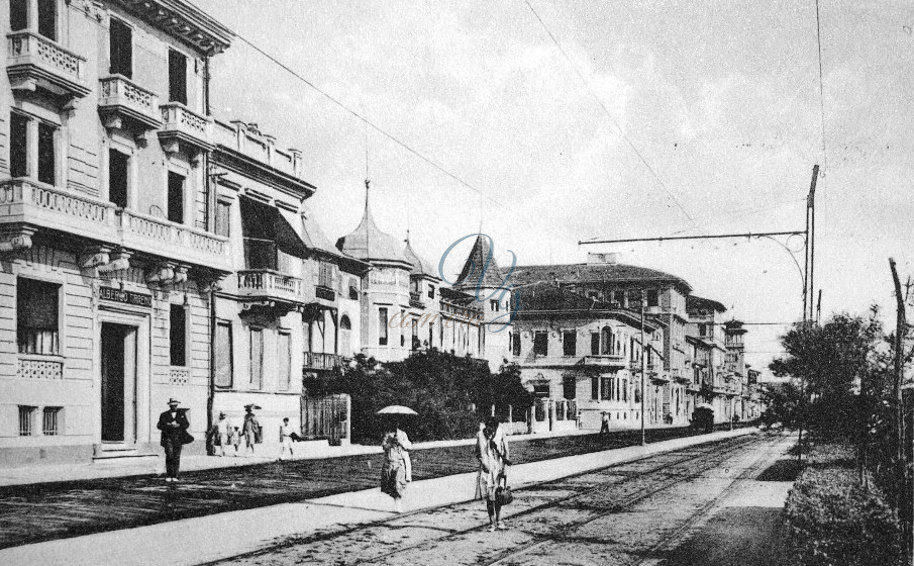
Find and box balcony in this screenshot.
[0,179,230,272]
[315,284,336,302]
[580,354,627,368]
[303,352,344,371]
[237,270,304,305]
[7,31,89,102]
[158,102,213,155]
[409,291,423,309]
[98,75,161,133]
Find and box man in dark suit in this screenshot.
[157,398,190,482]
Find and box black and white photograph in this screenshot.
[0,1,912,564]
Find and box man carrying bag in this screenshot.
[157,398,191,482]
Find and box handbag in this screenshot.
[495,476,513,506]
[181,429,195,445]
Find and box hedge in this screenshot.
[784,443,904,566]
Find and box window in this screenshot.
[109,18,132,78]
[533,383,550,398]
[591,377,599,400]
[563,375,576,400]
[167,172,184,224]
[512,332,521,356]
[601,327,612,355]
[378,308,388,345]
[400,310,405,347]
[647,289,659,307]
[699,323,708,337]
[533,331,548,356]
[214,320,233,387]
[278,331,291,391]
[562,331,576,356]
[348,278,359,300]
[340,315,352,356]
[37,0,55,40]
[10,0,27,31]
[601,377,612,401]
[490,300,499,312]
[215,200,231,237]
[318,262,333,288]
[168,49,187,105]
[169,304,186,366]
[18,406,35,436]
[17,277,59,355]
[10,112,27,177]
[590,332,600,356]
[37,121,55,185]
[411,319,419,351]
[109,149,129,208]
[428,285,435,299]
[612,290,625,306]
[628,290,642,309]
[42,407,61,436]
[249,328,263,389]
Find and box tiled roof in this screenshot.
[686,295,727,313]
[510,282,665,330]
[335,186,409,265]
[455,233,506,289]
[404,239,439,279]
[509,262,692,293]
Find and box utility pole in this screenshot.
[889,258,909,556]
[641,289,647,446]
[797,165,817,464]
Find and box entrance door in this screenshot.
[100,323,137,444]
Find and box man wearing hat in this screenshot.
[157,398,190,481]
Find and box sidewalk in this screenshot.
[0,427,598,487]
[0,428,757,566]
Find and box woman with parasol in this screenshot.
[377,405,415,513]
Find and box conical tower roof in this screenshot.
[455,233,505,289]
[403,234,439,279]
[336,180,409,265]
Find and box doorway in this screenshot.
[100,323,137,444]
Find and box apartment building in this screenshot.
[0,0,233,465]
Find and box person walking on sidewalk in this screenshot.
[279,417,295,461]
[157,398,190,482]
[243,405,261,457]
[380,420,412,513]
[476,416,511,531]
[213,412,230,457]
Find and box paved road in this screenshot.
[206,432,791,566]
[0,424,750,549]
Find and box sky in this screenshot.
[193,0,914,375]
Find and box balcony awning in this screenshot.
[239,196,307,256]
[281,207,344,259]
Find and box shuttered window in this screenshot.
[214,321,233,388]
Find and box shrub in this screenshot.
[785,444,904,566]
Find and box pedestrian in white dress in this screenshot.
[476,416,510,531]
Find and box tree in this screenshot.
[769,310,882,440]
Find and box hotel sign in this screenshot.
[99,287,153,308]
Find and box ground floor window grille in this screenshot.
[18,406,36,436]
[43,407,61,435]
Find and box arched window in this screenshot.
[601,326,612,355]
[339,315,352,357]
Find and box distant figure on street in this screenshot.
[380,420,412,513]
[279,417,295,461]
[600,412,610,436]
[157,398,190,482]
[476,416,510,531]
[231,426,242,455]
[213,412,230,457]
[243,405,261,457]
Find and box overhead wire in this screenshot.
[522,0,703,234]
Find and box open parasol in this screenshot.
[376,405,418,416]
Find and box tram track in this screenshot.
[209,433,767,565]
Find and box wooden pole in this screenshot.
[889,258,909,556]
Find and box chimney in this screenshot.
[587,252,619,265]
[289,148,303,177]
